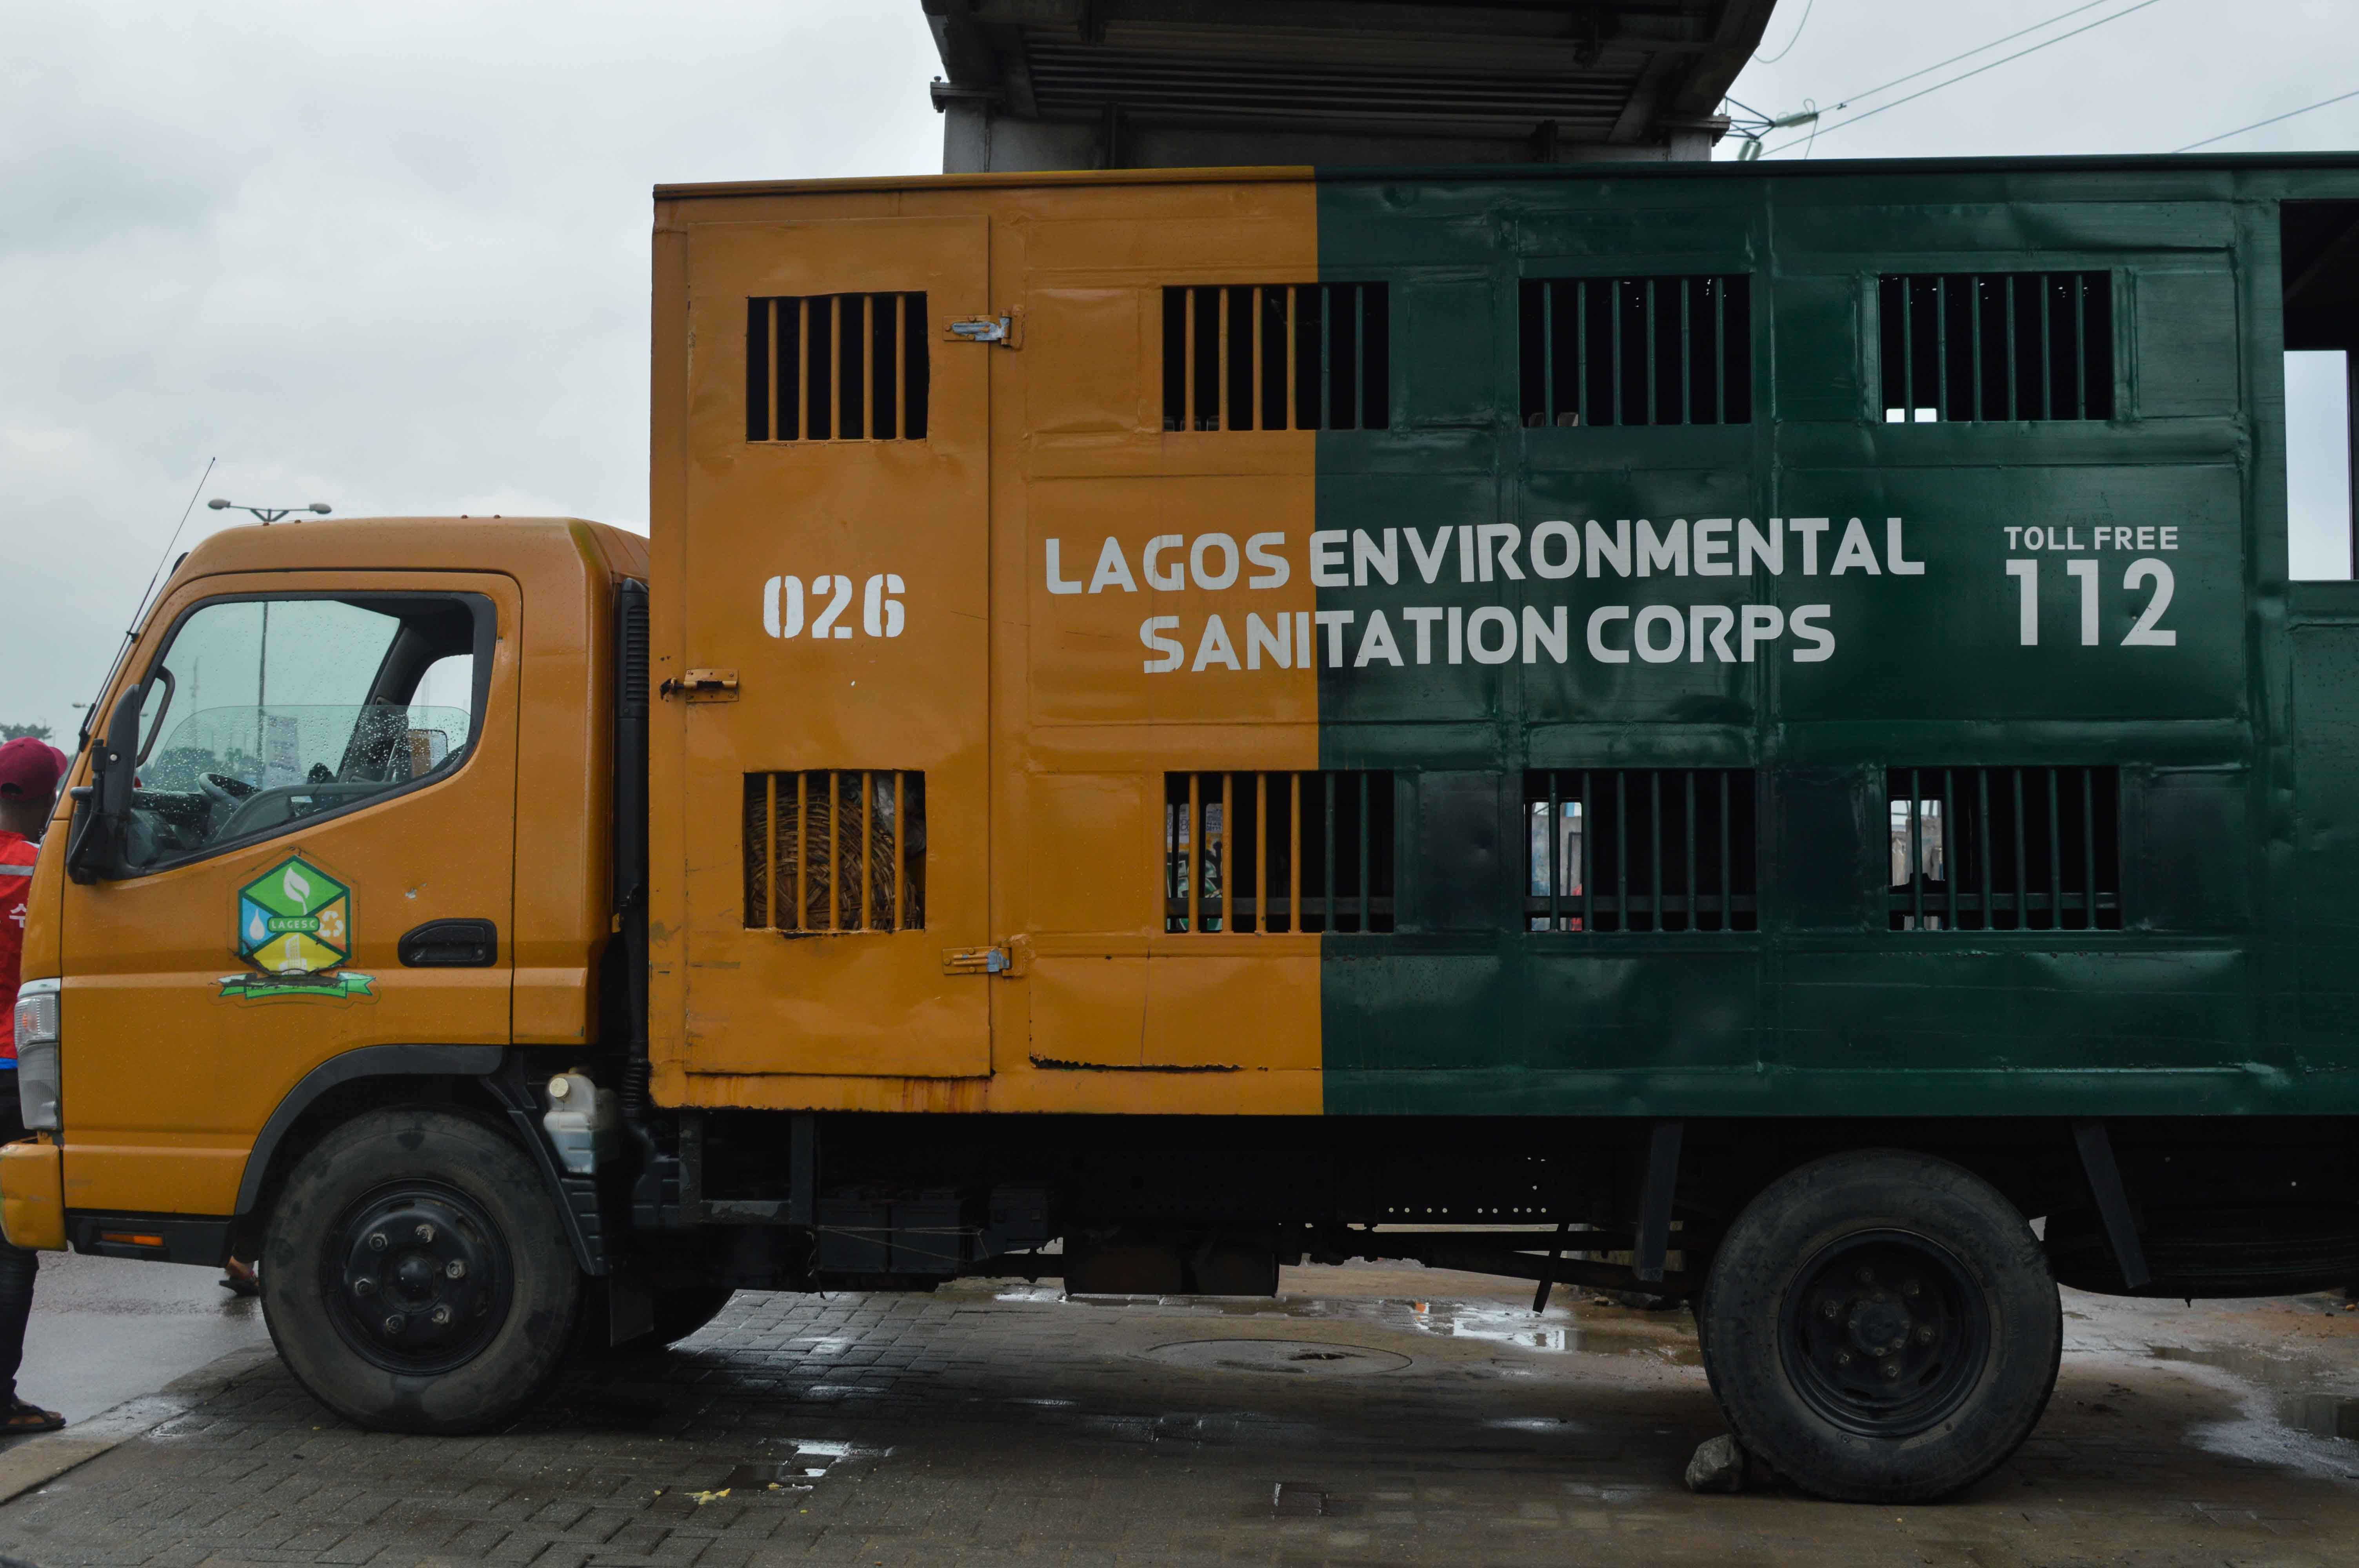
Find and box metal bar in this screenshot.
[1183,289,1196,432]
[829,297,843,442]
[767,301,781,440]
[765,772,779,928]
[1580,771,1594,934]
[2081,768,2098,929]
[2075,274,2088,420]
[1719,770,1732,929]
[1632,1120,1683,1283]
[1255,771,1268,935]
[2072,1120,2152,1290]
[1681,771,1696,929]
[1910,768,1924,930]
[1187,772,1201,934]
[1943,769,1958,930]
[1714,276,1727,424]
[1576,279,1589,426]
[1217,287,1230,432]
[1901,276,1915,419]
[1547,771,1562,931]
[1650,771,1663,931]
[1644,278,1658,425]
[1353,284,1367,430]
[1616,771,1629,932]
[1976,768,1993,928]
[1358,771,1372,931]
[1679,277,1692,425]
[1969,278,1983,423]
[1533,1218,1570,1312]
[1252,285,1264,430]
[1290,771,1303,932]
[2046,768,2063,931]
[1285,286,1298,432]
[1319,286,1332,430]
[893,772,906,930]
[1219,771,1233,933]
[825,770,840,931]
[896,292,909,436]
[1541,282,1556,423]
[795,772,807,929]
[1935,276,1949,421]
[1610,279,1623,426]
[799,298,813,440]
[2011,768,2028,929]
[2005,276,2019,421]
[2039,273,2053,420]
[860,769,874,929]
[862,294,876,441]
[1323,771,1337,933]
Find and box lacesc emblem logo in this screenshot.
[218,855,375,1002]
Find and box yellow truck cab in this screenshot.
[15,156,2359,1505]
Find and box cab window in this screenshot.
[113,593,491,874]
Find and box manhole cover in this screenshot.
[1143,1339,1411,1376]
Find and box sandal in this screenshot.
[2,1399,64,1434]
[220,1258,259,1298]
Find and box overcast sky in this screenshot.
[5,0,2355,744]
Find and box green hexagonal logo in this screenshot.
[218,854,374,1002]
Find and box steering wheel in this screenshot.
[199,771,258,810]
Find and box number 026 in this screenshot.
[761,574,907,640]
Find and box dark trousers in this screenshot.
[0,1083,36,1406]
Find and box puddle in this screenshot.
[1141,1339,1412,1376]
[2151,1345,2359,1441]
[1403,1303,1701,1364]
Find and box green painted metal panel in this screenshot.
[1310,157,2359,1117]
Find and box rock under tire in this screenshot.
[1699,1149,2061,1504]
[260,1108,581,1434]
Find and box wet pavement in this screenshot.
[16,1252,267,1425]
[0,1261,2355,1564]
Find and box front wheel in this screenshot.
[260,1109,581,1434]
[1699,1150,2061,1503]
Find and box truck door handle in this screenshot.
[398,918,499,968]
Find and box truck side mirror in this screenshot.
[65,684,143,885]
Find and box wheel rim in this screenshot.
[1778,1228,1993,1439]
[322,1180,515,1376]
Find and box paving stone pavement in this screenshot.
[2,1264,2358,1567]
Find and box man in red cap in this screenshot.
[0,735,67,1431]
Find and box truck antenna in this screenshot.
[77,456,214,750]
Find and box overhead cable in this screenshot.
[1751,0,1817,65]
[1761,0,2171,157]
[2174,86,2359,152]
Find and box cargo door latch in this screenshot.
[942,946,1011,976]
[944,313,1021,348]
[659,668,738,702]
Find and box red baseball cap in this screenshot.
[0,738,67,799]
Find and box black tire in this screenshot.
[260,1108,581,1434]
[610,1285,736,1354]
[1699,1149,2061,1503]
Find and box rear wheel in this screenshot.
[1699,1150,2060,1503]
[260,1108,580,1434]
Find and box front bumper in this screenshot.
[0,1139,66,1251]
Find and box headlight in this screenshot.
[12,978,59,1132]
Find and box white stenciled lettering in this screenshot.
[1447,605,1465,664]
[1090,537,1137,593]
[1478,523,1526,582]
[1144,535,1185,591]
[1690,604,1736,662]
[1353,528,1399,587]
[1404,526,1452,584]
[1588,606,1630,664]
[1637,519,1687,577]
[1587,519,1632,577]
[1830,517,1881,575]
[1886,517,1925,575]
[761,575,803,639]
[1191,533,1239,591]
[1315,610,1356,667]
[861,574,906,638]
[1529,520,1579,579]
[1633,605,1685,662]
[1247,612,1292,670]
[1740,604,1783,662]
[1141,616,1183,673]
[2123,558,2177,646]
[1192,614,1241,671]
[1739,517,1782,576]
[1789,605,1835,662]
[1310,530,1349,587]
[1522,605,1568,664]
[1457,524,1478,583]
[1692,519,1733,577]
[1789,518,1830,575]
[1045,539,1083,595]
[811,575,853,639]
[1403,606,1444,664]
[1356,610,1404,667]
[1468,606,1517,664]
[1245,532,1290,588]
[2005,559,2039,645]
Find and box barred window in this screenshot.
[1524,769,1757,933]
[1879,272,2114,424]
[1160,284,1388,433]
[743,770,925,932]
[746,293,929,442]
[1164,770,1393,933]
[1519,276,1752,428]
[1886,766,2120,931]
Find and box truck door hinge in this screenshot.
[659,668,738,702]
[942,945,1012,976]
[944,313,1020,347]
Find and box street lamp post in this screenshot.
[205,501,332,766]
